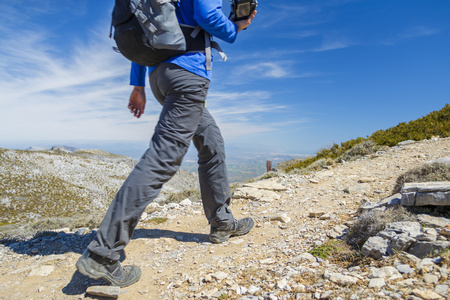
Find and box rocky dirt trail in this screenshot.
[0,138,449,299]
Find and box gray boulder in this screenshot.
[408,241,450,258]
[401,182,450,206]
[362,236,389,259]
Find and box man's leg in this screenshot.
[192,109,254,243]
[78,63,208,286]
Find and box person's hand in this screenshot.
[234,10,257,32]
[128,86,146,118]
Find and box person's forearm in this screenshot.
[193,0,238,43]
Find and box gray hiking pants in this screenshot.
[88,63,235,261]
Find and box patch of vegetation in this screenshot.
[282,104,450,173]
[309,240,345,259]
[257,171,279,181]
[392,162,450,194]
[284,137,367,173]
[346,206,416,247]
[245,171,279,183]
[338,140,382,163]
[163,189,201,205]
[308,241,360,266]
[441,248,450,266]
[406,205,450,219]
[371,103,450,147]
[145,217,168,224]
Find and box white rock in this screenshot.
[179,198,192,206]
[86,286,120,298]
[247,285,260,294]
[324,271,358,285]
[270,213,291,223]
[260,258,276,264]
[396,264,414,274]
[167,203,180,209]
[369,266,402,280]
[276,278,289,290]
[148,202,161,209]
[412,289,445,300]
[140,212,148,221]
[423,273,439,284]
[28,266,54,277]
[290,252,316,263]
[212,271,228,281]
[368,278,385,288]
[237,286,247,295]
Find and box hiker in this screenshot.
[76,0,257,287]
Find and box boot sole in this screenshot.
[76,256,141,287]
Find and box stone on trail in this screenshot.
[270,213,291,223]
[408,241,450,258]
[309,211,325,218]
[369,266,402,280]
[86,286,120,299]
[368,278,385,288]
[28,265,54,277]
[361,236,389,259]
[179,198,192,206]
[324,271,358,286]
[243,179,287,191]
[233,187,280,202]
[440,224,450,237]
[412,289,445,300]
[423,274,439,284]
[396,264,414,274]
[327,224,349,239]
[211,271,228,281]
[289,252,316,263]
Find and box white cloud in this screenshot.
[382,26,441,45]
[0,2,307,150]
[235,62,291,79]
[399,26,440,39]
[0,18,158,142]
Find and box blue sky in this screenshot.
[0,0,449,157]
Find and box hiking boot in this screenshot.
[76,250,141,287]
[209,217,254,244]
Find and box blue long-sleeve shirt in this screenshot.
[130,0,239,86]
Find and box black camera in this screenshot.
[230,0,258,21]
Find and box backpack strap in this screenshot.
[204,31,227,71]
[180,25,227,71]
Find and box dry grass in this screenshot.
[346,206,416,247]
[392,162,450,194]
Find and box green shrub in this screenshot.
[282,104,449,173]
[309,241,344,259]
[392,162,450,194]
[284,137,367,173]
[339,140,380,162]
[371,104,450,147]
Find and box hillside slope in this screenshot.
[0,148,199,229]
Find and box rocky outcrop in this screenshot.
[401,181,450,206]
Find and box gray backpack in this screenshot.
[111,0,226,69]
